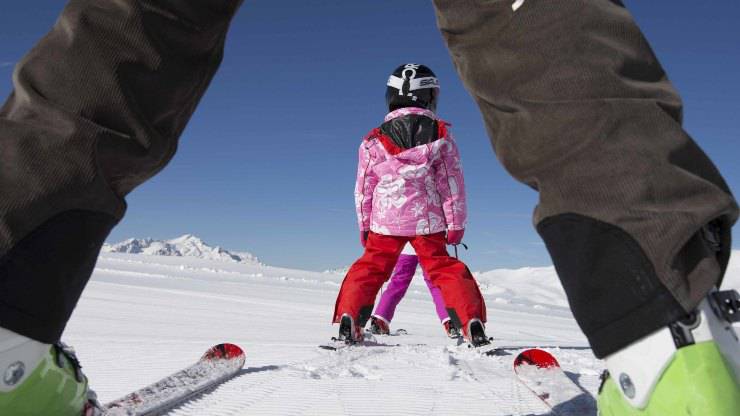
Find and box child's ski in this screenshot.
[102,343,245,416]
[318,337,425,351]
[318,337,353,351]
[513,348,597,415]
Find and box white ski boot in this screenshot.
[597,290,740,415]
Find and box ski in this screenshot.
[102,343,245,416]
[318,337,426,351]
[484,344,591,357]
[318,337,354,351]
[319,324,409,351]
[318,340,401,351]
[513,348,596,415]
[319,338,586,355]
[383,328,408,336]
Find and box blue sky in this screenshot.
[1,1,738,271]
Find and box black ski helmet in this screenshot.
[385,63,440,112]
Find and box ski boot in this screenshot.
[337,314,364,345]
[443,319,461,339]
[0,327,101,415]
[597,290,740,416]
[463,319,491,347]
[369,316,390,335]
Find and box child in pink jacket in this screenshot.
[332,64,487,346]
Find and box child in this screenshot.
[369,243,461,339]
[332,63,488,346]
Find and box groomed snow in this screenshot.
[64,248,740,415]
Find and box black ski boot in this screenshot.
[464,319,491,347]
[337,314,363,345]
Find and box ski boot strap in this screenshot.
[53,342,85,383]
[602,289,740,409]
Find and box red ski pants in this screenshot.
[333,232,486,328]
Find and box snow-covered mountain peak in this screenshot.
[168,234,200,244]
[102,235,260,264]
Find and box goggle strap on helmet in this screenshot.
[387,75,440,93]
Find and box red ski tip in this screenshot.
[513,348,560,370]
[202,343,245,361]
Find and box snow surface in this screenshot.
[65,248,740,416]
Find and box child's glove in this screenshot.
[446,229,464,245]
[360,231,369,247]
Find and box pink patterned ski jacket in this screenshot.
[355,107,467,236]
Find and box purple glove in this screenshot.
[360,231,369,248]
[446,229,464,245]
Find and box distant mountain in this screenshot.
[102,234,260,264]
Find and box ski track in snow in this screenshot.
[63,252,740,416]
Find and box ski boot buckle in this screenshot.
[711,290,740,323]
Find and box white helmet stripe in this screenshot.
[387,75,440,91]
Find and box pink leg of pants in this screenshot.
[373,254,450,323]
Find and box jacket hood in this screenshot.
[375,107,443,155]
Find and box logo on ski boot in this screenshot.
[3,361,25,386]
[618,373,636,399]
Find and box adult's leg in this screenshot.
[411,232,485,329]
[422,270,450,323]
[373,254,419,323]
[433,0,738,358]
[333,232,406,326]
[0,0,244,343]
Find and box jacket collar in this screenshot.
[384,107,437,123]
